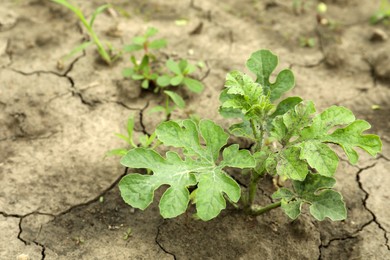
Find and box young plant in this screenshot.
[51,0,118,65]
[122,27,166,90]
[370,0,390,24]
[106,115,157,157]
[157,59,204,93]
[118,49,382,222]
[123,27,204,119]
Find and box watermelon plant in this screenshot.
[118,49,382,221]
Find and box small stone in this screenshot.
[0,38,8,56]
[0,10,17,32]
[370,29,388,42]
[16,254,30,260]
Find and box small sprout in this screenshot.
[99,196,104,203]
[123,227,132,240]
[299,37,316,48]
[51,0,119,65]
[371,104,381,110]
[73,236,85,245]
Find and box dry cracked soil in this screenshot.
[1,0,390,259]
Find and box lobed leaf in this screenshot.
[246,50,295,101]
[277,146,308,181]
[272,173,346,221]
[119,119,254,220]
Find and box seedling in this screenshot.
[157,59,204,93]
[122,27,167,90]
[118,49,382,222]
[371,0,390,24]
[51,0,119,65]
[123,227,132,240]
[106,115,158,157]
[299,36,316,48]
[123,27,204,118]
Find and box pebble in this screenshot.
[0,9,17,32]
[370,28,388,42]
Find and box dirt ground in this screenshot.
[1,0,389,259]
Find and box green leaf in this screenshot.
[89,4,110,27]
[300,106,355,140]
[166,59,181,74]
[246,49,295,101]
[122,68,135,78]
[323,120,382,164]
[184,63,197,74]
[120,119,247,220]
[148,105,165,114]
[157,75,171,87]
[308,190,346,221]
[281,200,302,219]
[299,141,339,177]
[282,101,316,136]
[170,75,184,86]
[246,49,277,89]
[145,27,158,38]
[272,187,295,200]
[106,148,128,157]
[196,170,240,221]
[149,39,167,49]
[132,74,144,80]
[220,71,272,120]
[183,77,204,93]
[293,174,346,221]
[133,36,146,45]
[141,79,149,89]
[270,96,303,119]
[229,121,254,139]
[277,146,308,181]
[126,116,135,139]
[270,70,295,101]
[274,173,346,221]
[119,174,158,210]
[164,90,185,109]
[221,144,256,168]
[123,44,143,52]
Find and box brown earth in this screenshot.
[1,0,389,259]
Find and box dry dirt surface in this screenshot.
[1,0,390,259]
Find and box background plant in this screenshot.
[52,0,118,65]
[106,115,158,157]
[122,27,204,118]
[118,49,382,222]
[370,0,390,24]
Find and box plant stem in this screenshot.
[250,201,282,216]
[246,172,261,210]
[78,14,111,65]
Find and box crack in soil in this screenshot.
[318,161,390,258]
[2,168,128,259]
[55,168,128,218]
[0,211,53,260]
[138,101,150,135]
[356,162,390,250]
[155,220,176,260]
